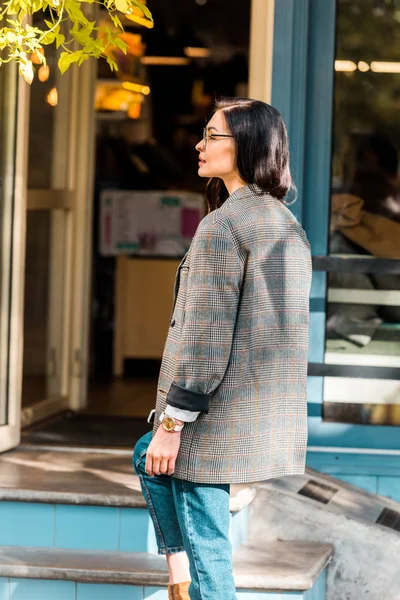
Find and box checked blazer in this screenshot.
[153,183,312,484]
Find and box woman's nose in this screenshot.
[195,139,205,151]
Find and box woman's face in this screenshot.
[195,110,237,179]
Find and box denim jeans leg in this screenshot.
[132,431,185,555]
[171,477,237,600]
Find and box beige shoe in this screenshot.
[169,580,191,600]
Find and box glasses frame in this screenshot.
[203,127,234,149]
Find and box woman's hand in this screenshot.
[145,425,182,477]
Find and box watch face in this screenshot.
[162,417,176,431]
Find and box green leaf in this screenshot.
[58,50,82,73]
[113,36,127,52]
[44,20,59,33]
[41,31,56,44]
[110,12,123,29]
[106,55,118,71]
[55,32,65,48]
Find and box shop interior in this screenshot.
[19,0,400,447]
[21,0,251,446]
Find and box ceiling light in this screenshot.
[335,60,357,72]
[370,61,400,73]
[141,56,190,66]
[122,81,150,95]
[357,61,370,72]
[184,47,211,58]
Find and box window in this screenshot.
[324,0,400,424]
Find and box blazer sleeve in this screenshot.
[166,218,244,414]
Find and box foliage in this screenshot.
[0,0,152,83]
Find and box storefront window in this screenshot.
[325,0,400,424]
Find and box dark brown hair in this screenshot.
[205,97,295,212]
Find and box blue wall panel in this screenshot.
[307,377,323,416]
[0,502,54,547]
[119,507,158,553]
[9,578,75,600]
[0,578,8,600]
[77,583,142,600]
[307,450,400,476]
[302,0,336,255]
[55,505,119,550]
[144,588,167,599]
[230,506,249,550]
[272,0,309,224]
[377,477,400,503]
[304,569,326,600]
[308,418,400,450]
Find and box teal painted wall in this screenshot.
[0,579,324,600]
[307,450,400,501]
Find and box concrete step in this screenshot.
[0,445,256,511]
[0,446,256,553]
[248,468,400,600]
[0,540,333,599]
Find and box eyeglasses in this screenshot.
[203,127,234,149]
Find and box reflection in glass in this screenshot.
[27,14,58,189]
[22,212,50,408]
[325,0,400,424]
[22,209,67,408]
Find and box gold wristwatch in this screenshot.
[159,411,184,432]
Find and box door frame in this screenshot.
[0,66,30,451]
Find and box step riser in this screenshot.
[0,501,248,553]
[0,576,326,599]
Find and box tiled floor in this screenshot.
[86,377,158,418]
[22,376,158,417]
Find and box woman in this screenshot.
[132,97,312,600]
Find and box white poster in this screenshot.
[100,190,205,256]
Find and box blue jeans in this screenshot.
[132,431,237,600]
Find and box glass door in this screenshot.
[0,62,29,451]
[21,31,74,426]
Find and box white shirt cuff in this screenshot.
[165,404,201,423]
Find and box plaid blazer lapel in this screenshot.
[171,251,189,315]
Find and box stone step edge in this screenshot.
[0,542,333,592]
[0,482,257,512]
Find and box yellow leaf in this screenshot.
[115,0,128,14]
[5,31,17,43]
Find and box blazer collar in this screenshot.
[221,183,268,209]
